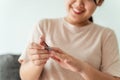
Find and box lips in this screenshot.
[72,8,84,15]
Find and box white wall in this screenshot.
[0,0,120,54]
[93,0,120,49]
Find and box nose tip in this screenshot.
[73,0,84,8]
[75,0,84,7]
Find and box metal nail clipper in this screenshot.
[43,41,51,51]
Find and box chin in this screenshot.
[71,18,83,23]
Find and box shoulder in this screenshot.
[33,17,63,33]
[90,23,116,41]
[33,17,61,30]
[92,23,114,34]
[37,17,62,26]
[92,23,117,42]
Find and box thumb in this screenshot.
[40,35,45,41]
[39,35,45,45]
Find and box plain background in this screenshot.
[0,0,120,54]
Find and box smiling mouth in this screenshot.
[72,8,85,15]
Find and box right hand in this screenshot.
[27,39,50,66]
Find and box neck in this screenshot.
[64,17,91,27]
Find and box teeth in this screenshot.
[73,8,80,13]
[73,8,83,14]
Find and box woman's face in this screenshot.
[65,0,100,25]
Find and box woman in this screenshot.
[18,0,120,80]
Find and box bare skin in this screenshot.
[50,47,120,80]
[19,36,50,80]
[19,0,120,80]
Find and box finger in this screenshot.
[40,54,50,59]
[39,36,45,45]
[40,35,45,41]
[50,51,62,62]
[39,35,52,51]
[29,42,43,49]
[33,59,47,66]
[29,49,49,55]
[50,47,63,53]
[51,56,61,62]
[31,54,49,61]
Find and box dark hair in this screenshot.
[94,0,97,4]
[94,0,104,5]
[89,16,93,22]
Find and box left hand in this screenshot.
[50,47,84,72]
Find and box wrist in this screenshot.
[28,61,44,69]
[79,62,96,80]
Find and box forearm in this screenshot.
[20,61,44,80]
[80,62,120,80]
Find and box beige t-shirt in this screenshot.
[19,18,120,80]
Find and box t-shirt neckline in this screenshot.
[62,18,94,33]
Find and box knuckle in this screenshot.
[33,60,42,65]
[29,42,34,48]
[36,54,40,59]
[34,49,39,53]
[29,56,34,61]
[30,42,37,48]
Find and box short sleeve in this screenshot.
[101,29,120,77]
[18,20,45,63]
